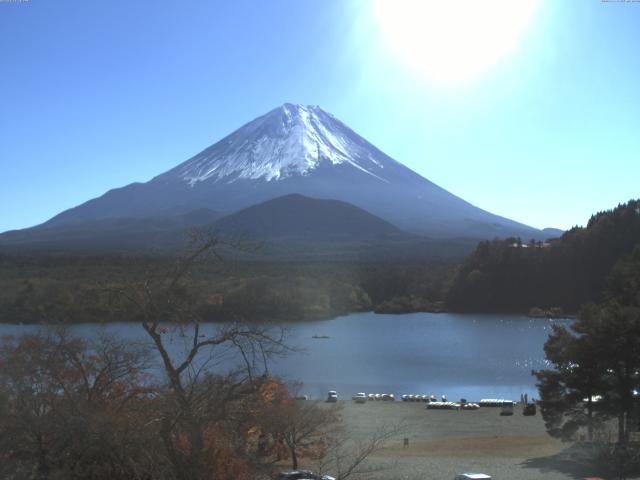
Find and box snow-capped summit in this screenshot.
[166,104,389,185]
[26,103,551,241]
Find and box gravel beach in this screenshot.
[323,400,602,480]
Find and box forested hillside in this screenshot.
[4,200,639,322]
[446,199,640,313]
[0,254,454,323]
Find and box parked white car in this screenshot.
[353,392,367,403]
[500,400,515,416]
[454,474,491,480]
[327,390,338,402]
[278,470,336,480]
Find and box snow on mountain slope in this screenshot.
[166,104,389,185]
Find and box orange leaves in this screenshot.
[202,425,252,480]
[0,331,162,479]
[206,293,224,306]
[259,377,291,404]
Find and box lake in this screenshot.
[0,312,570,402]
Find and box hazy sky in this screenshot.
[1,0,639,233]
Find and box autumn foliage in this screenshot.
[0,331,336,480]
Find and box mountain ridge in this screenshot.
[3,103,555,246]
[214,193,406,240]
[0,194,479,260]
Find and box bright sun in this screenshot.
[373,0,538,84]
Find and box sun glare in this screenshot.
[373,0,538,84]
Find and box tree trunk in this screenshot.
[160,418,186,480]
[187,416,206,480]
[618,413,626,443]
[35,433,50,480]
[587,396,593,441]
[291,446,298,470]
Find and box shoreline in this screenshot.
[0,308,577,325]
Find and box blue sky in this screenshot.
[0,0,638,233]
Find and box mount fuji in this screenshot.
[1,104,553,253]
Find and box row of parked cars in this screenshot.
[333,391,397,403]
[426,401,481,410]
[366,392,394,401]
[278,470,490,480]
[403,393,438,402]
[331,391,535,416]
[278,470,334,480]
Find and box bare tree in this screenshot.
[262,397,340,470]
[315,421,405,480]
[112,233,291,480]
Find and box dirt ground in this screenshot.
[320,400,614,480]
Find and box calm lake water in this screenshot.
[0,312,570,402]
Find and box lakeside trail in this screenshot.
[310,400,603,480]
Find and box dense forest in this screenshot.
[2,199,639,323]
[0,253,455,323]
[446,199,640,313]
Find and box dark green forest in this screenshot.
[446,199,640,314]
[0,254,454,323]
[2,199,639,323]
[532,241,640,478]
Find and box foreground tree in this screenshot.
[535,248,640,443]
[260,390,340,470]
[112,234,291,480]
[534,248,640,478]
[315,421,404,480]
[0,330,161,480]
[534,320,610,441]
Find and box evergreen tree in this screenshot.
[534,248,640,443]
